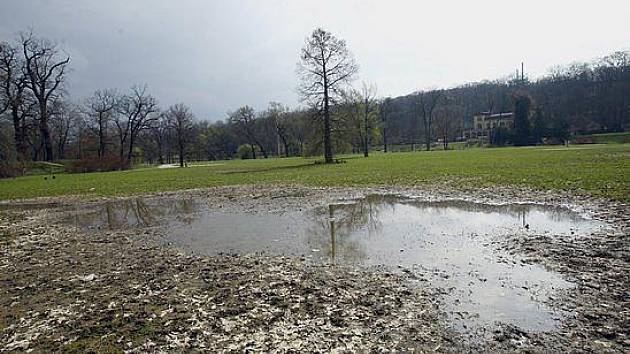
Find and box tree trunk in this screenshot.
[323,69,333,163]
[281,137,290,158]
[250,143,256,159]
[39,102,53,161]
[98,113,106,158]
[119,136,125,165]
[422,114,431,152]
[257,142,268,158]
[363,99,369,157]
[426,120,431,151]
[382,124,387,153]
[157,139,164,165]
[127,134,135,162]
[11,107,28,160]
[178,142,184,167]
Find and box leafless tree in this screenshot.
[286,110,311,157]
[298,28,358,163]
[20,32,70,161]
[358,82,377,157]
[434,99,463,150]
[149,113,170,165]
[229,105,267,159]
[115,85,158,163]
[414,90,443,151]
[379,97,393,153]
[49,99,78,159]
[166,103,193,167]
[85,89,118,158]
[267,102,291,157]
[0,42,34,160]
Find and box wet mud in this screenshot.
[0,185,628,352]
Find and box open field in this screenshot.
[1,144,628,202]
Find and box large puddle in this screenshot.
[66,194,606,333]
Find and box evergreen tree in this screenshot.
[512,93,532,146]
[531,107,546,144]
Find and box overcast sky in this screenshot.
[1,0,629,120]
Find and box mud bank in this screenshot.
[0,185,628,352]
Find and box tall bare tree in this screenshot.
[434,98,463,150]
[337,87,379,156]
[20,32,70,161]
[379,97,393,153]
[267,102,291,157]
[49,99,77,159]
[149,113,170,165]
[166,103,193,167]
[359,82,377,157]
[298,28,358,163]
[414,90,443,151]
[85,89,118,158]
[229,105,267,159]
[115,85,158,163]
[0,42,34,160]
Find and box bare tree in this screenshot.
[434,99,463,150]
[115,85,158,163]
[267,102,291,157]
[298,28,358,163]
[166,103,193,167]
[85,89,118,158]
[414,90,443,151]
[0,42,34,160]
[20,32,70,161]
[229,105,267,159]
[379,97,393,153]
[286,110,311,157]
[50,99,78,159]
[149,113,170,165]
[359,82,377,157]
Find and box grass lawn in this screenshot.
[1,144,628,202]
[574,131,630,144]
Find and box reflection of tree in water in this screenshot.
[79,197,200,230]
[304,194,584,264]
[408,200,581,228]
[306,195,399,264]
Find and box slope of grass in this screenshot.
[0,144,628,202]
[574,132,630,144]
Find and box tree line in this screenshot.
[1,29,629,174]
[380,51,629,150]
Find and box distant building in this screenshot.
[463,112,514,142]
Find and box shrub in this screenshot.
[237,144,260,159]
[67,156,130,173]
[0,162,23,178]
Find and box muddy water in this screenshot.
[67,194,606,334]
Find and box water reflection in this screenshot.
[68,194,606,333]
[71,198,198,230]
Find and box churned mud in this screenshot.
[0,185,628,352]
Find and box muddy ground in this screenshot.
[0,184,628,353]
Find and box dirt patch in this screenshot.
[0,184,628,352]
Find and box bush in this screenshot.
[67,156,130,173]
[491,127,511,146]
[237,144,260,159]
[0,162,23,178]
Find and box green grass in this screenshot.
[574,132,630,144]
[1,144,628,202]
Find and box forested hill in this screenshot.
[381,50,630,146]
